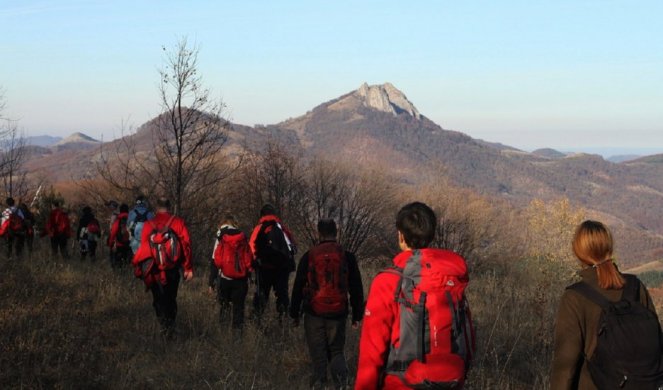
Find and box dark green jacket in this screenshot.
[550,267,657,390]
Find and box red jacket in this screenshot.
[248,215,296,258]
[131,211,193,272]
[355,248,468,390]
[45,207,71,238]
[108,211,130,248]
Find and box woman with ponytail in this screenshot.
[550,220,659,390]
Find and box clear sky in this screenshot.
[1,0,662,155]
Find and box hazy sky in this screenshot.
[1,1,662,154]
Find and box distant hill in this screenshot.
[629,154,663,164]
[52,132,100,152]
[608,155,642,163]
[25,135,61,147]
[532,148,566,159]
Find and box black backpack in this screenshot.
[568,274,663,389]
[129,209,148,237]
[255,220,292,267]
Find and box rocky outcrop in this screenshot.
[356,82,421,119]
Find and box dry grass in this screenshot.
[1,243,597,389]
[0,243,336,389]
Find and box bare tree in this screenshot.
[284,158,397,259]
[0,120,29,198]
[92,37,232,224]
[153,37,229,216]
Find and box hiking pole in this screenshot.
[30,185,42,208]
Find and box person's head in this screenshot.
[135,195,146,206]
[52,200,61,209]
[396,202,437,250]
[317,219,337,241]
[156,197,171,211]
[82,206,92,215]
[6,197,14,207]
[260,203,277,217]
[572,220,624,289]
[119,203,129,213]
[220,214,238,228]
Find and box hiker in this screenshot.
[105,200,119,264]
[208,214,253,331]
[77,206,101,261]
[355,202,475,389]
[0,197,26,259]
[290,218,364,389]
[108,204,131,267]
[550,220,662,390]
[18,203,36,255]
[45,201,71,259]
[128,195,154,254]
[132,197,193,336]
[249,204,296,320]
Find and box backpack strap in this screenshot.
[621,274,641,302]
[567,281,612,310]
[380,266,403,301]
[163,215,176,232]
[568,274,641,310]
[150,215,176,234]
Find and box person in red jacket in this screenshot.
[45,201,71,259]
[355,202,472,389]
[107,203,131,268]
[132,197,193,336]
[249,204,296,320]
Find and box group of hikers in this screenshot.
[2,194,663,389]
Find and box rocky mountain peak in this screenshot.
[355,82,421,119]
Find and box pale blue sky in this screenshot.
[1,0,662,154]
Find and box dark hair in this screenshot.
[396,202,437,249]
[52,201,61,208]
[6,197,14,207]
[156,197,171,209]
[317,219,337,240]
[82,206,92,215]
[136,195,146,205]
[260,204,276,217]
[120,203,129,213]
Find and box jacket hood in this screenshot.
[258,215,281,224]
[393,248,468,278]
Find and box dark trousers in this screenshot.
[112,246,131,267]
[217,277,249,329]
[304,314,349,388]
[80,240,98,260]
[150,268,181,331]
[253,267,290,317]
[50,235,68,258]
[5,234,25,259]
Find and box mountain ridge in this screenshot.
[20,82,663,266]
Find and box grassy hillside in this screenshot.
[0,244,616,389]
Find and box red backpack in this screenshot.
[8,212,24,233]
[54,209,70,236]
[305,242,349,316]
[383,249,475,388]
[115,216,130,244]
[148,216,181,270]
[213,232,252,279]
[87,218,101,235]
